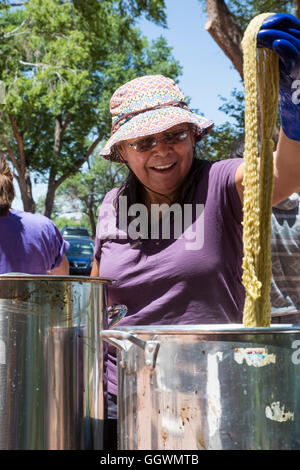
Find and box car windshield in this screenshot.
[67,240,94,256]
[63,228,89,236]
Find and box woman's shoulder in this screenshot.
[195,158,243,215]
[208,157,243,170]
[102,186,120,205]
[9,209,61,235]
[9,209,50,223]
[97,187,121,224]
[200,158,243,184]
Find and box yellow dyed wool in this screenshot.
[241,13,279,327]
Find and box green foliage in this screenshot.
[197,0,294,32]
[195,88,245,161]
[197,122,243,161]
[225,0,294,31]
[51,216,87,230]
[0,0,181,215]
[57,158,127,205]
[55,157,127,234]
[36,193,92,230]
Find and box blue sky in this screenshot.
[14,0,244,209]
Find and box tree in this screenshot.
[0,0,182,217]
[195,0,298,160]
[55,157,127,236]
[194,88,243,160]
[199,0,297,80]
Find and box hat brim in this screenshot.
[100,106,214,162]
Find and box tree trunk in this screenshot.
[296,0,300,18]
[54,113,71,153]
[205,0,244,80]
[88,204,96,237]
[43,135,103,219]
[17,169,35,212]
[41,115,66,218]
[44,169,58,219]
[83,184,97,237]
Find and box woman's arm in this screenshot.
[235,129,300,205]
[272,130,300,204]
[90,260,99,276]
[49,254,69,275]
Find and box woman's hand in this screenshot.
[257,13,300,142]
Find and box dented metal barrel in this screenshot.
[0,275,115,450]
[101,324,300,450]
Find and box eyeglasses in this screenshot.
[127,128,190,153]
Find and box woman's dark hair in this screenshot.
[0,156,14,217]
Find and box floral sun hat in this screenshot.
[100,74,214,162]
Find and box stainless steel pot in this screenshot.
[0,275,126,450]
[101,324,300,450]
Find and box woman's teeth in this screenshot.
[153,163,174,170]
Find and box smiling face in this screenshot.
[117,124,195,204]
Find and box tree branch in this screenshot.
[296,0,300,19]
[205,0,244,80]
[0,133,20,173]
[4,17,29,38]
[55,135,103,188]
[62,112,71,133]
[8,114,26,174]
[54,112,71,153]
[18,60,47,68]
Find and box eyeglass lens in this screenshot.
[131,129,189,152]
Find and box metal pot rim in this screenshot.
[0,274,114,283]
[111,323,300,335]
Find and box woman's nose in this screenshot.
[152,139,171,156]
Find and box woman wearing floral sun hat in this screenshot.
[91,13,300,448]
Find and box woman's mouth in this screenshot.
[151,162,176,172]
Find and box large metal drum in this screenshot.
[102,324,300,450]
[0,275,116,450]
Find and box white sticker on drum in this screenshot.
[0,339,5,365]
[234,347,276,367]
[291,340,300,365]
[265,402,294,422]
[207,352,223,444]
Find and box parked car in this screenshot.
[65,237,95,276]
[61,226,91,239]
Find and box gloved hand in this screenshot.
[257,13,300,141]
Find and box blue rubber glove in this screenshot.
[257,13,300,141]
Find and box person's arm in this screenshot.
[235,130,300,205]
[272,130,300,204]
[49,254,69,275]
[90,259,99,277]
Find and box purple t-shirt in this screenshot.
[95,158,244,398]
[0,209,69,274]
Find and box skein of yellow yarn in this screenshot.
[241,13,279,327]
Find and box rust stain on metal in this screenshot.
[196,429,207,450]
[179,406,194,427]
[161,427,168,441]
